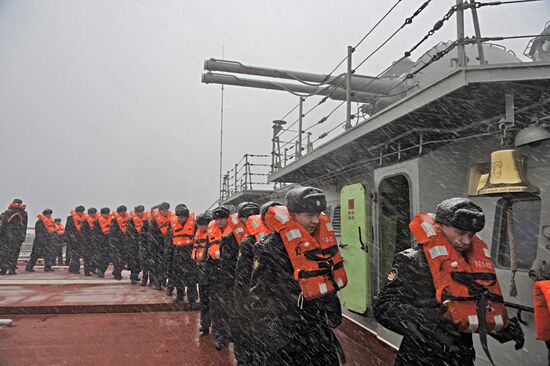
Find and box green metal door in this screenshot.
[339,183,370,313]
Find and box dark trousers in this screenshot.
[198,262,211,330]
[27,250,53,271]
[54,246,63,266]
[65,241,73,265]
[83,255,94,274]
[69,251,81,273]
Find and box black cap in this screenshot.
[100,207,110,215]
[42,208,53,215]
[117,205,127,213]
[175,204,190,217]
[196,213,212,226]
[237,202,260,219]
[286,186,326,213]
[134,205,145,213]
[212,206,230,219]
[88,207,97,214]
[13,199,23,204]
[75,206,85,213]
[54,218,62,223]
[260,201,284,222]
[435,197,485,232]
[159,202,170,211]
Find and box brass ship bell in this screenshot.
[478,149,539,195]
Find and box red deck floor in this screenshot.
[0,267,396,365]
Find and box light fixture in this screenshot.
[514,123,550,147]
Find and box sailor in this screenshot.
[0,199,28,275]
[127,205,148,285]
[208,206,232,350]
[26,209,56,272]
[65,205,87,274]
[192,213,212,336]
[148,202,172,290]
[167,203,198,306]
[110,205,130,280]
[52,218,65,266]
[81,207,99,276]
[373,197,525,366]
[230,202,273,366]
[94,207,113,278]
[249,187,346,365]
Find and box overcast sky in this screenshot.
[0,0,548,219]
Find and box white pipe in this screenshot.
[0,319,13,326]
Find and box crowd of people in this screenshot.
[0,187,348,365]
[0,190,536,366]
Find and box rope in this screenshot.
[506,203,518,297]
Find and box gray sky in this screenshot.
[0,0,548,219]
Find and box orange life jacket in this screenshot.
[170,213,196,246]
[207,220,231,260]
[54,222,65,235]
[409,212,509,333]
[85,213,98,230]
[246,215,271,242]
[192,229,208,261]
[37,214,55,233]
[70,210,86,231]
[228,213,249,245]
[130,211,149,234]
[534,280,550,341]
[151,209,172,236]
[114,212,130,234]
[264,205,348,301]
[97,214,114,235]
[8,202,26,210]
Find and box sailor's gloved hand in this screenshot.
[490,317,525,350]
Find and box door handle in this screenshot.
[358,226,368,252]
[339,243,348,248]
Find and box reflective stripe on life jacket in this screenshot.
[7,212,24,225]
[192,229,208,261]
[170,213,196,246]
[246,215,271,242]
[207,220,231,260]
[97,214,114,235]
[70,210,86,231]
[228,213,249,245]
[409,212,509,333]
[37,214,55,233]
[130,211,149,234]
[151,209,172,236]
[264,205,348,300]
[114,212,130,234]
[54,222,65,235]
[534,280,550,340]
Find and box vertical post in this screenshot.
[456,0,467,67]
[244,154,250,190]
[297,97,304,158]
[234,163,238,194]
[218,47,225,202]
[307,132,313,153]
[345,45,353,130]
[284,147,288,167]
[469,0,486,65]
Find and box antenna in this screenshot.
[218,46,225,203]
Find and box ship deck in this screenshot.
[0,264,396,366]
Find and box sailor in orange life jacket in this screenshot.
[374,197,525,366]
[52,218,65,266]
[66,205,86,273]
[81,207,99,276]
[0,198,28,275]
[208,206,232,351]
[26,209,56,272]
[93,207,113,278]
[148,202,172,290]
[249,187,345,366]
[109,205,129,281]
[192,213,213,336]
[166,204,198,306]
[127,205,148,285]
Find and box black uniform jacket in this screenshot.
[109,219,126,264]
[374,247,523,366]
[33,219,54,257]
[0,207,27,244]
[80,220,97,258]
[65,216,84,251]
[249,232,342,366]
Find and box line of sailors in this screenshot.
[1,188,350,365]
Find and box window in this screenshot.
[493,198,541,270]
